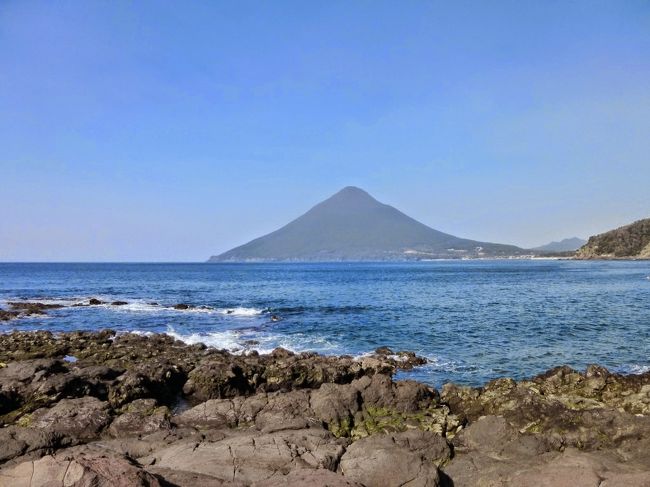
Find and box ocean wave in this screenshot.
[2,297,363,320]
[164,326,342,356]
[99,301,162,313]
[3,297,268,318]
[165,326,244,351]
[97,301,267,317]
[96,301,266,316]
[616,364,650,375]
[216,307,266,316]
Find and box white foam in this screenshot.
[3,297,268,319]
[353,351,373,360]
[164,325,342,356]
[165,326,244,352]
[217,307,266,317]
[88,300,267,317]
[249,334,310,355]
[99,301,162,313]
[3,297,85,306]
[120,330,155,337]
[621,364,650,375]
[115,303,216,315]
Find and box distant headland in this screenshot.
[576,218,650,260]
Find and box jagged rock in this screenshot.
[0,450,163,487]
[0,330,111,361]
[2,331,650,486]
[108,360,186,407]
[0,359,72,422]
[253,390,316,433]
[8,302,64,312]
[0,426,68,465]
[0,302,66,322]
[0,308,21,322]
[372,347,428,370]
[313,374,458,439]
[27,397,112,441]
[184,361,257,400]
[440,367,650,451]
[108,399,171,438]
[339,430,450,487]
[181,347,407,402]
[310,382,360,429]
[178,375,458,441]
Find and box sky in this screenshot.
[1,0,649,261]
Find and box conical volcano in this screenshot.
[209,186,523,261]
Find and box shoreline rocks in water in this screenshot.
[0,331,649,485]
[0,300,267,324]
[0,302,65,322]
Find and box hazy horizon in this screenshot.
[2,1,649,261]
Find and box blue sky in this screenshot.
[1,1,649,261]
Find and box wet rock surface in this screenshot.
[0,331,649,486]
[0,302,65,322]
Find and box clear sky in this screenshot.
[1,1,649,261]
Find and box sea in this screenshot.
[1,261,649,387]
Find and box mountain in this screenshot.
[208,186,525,262]
[533,237,586,253]
[576,218,650,259]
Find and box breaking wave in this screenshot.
[164,325,343,356]
[216,307,266,317]
[616,364,650,375]
[2,297,267,318]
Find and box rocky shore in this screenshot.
[0,331,650,486]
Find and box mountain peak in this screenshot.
[337,185,369,195]
[533,237,586,252]
[209,187,524,261]
[330,186,376,202]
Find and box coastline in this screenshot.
[1,331,650,486]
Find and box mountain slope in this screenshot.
[576,218,650,259]
[209,187,524,261]
[533,237,586,252]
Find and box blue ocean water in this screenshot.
[1,261,649,387]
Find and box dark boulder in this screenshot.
[108,361,186,407]
[108,399,171,438]
[0,308,21,322]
